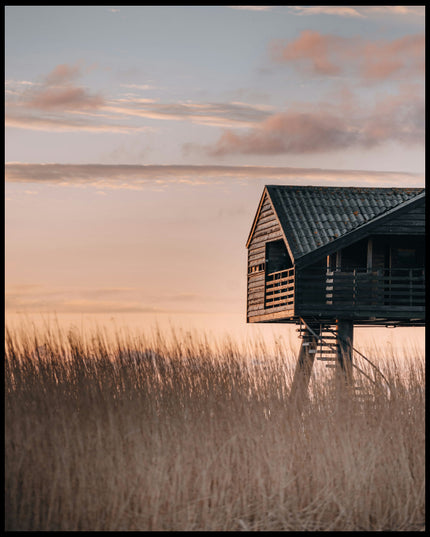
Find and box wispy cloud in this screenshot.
[5,163,423,189]
[5,63,120,132]
[229,6,273,11]
[271,31,425,82]
[5,112,144,133]
[103,98,272,128]
[289,6,425,18]
[21,62,104,110]
[271,30,424,82]
[5,287,163,314]
[6,63,272,132]
[290,6,364,18]
[120,83,157,91]
[5,284,229,314]
[205,84,424,157]
[360,6,425,16]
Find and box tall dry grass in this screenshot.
[5,322,425,531]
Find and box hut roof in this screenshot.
[247,185,425,267]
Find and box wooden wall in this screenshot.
[247,192,288,322]
[246,192,425,324]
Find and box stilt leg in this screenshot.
[336,319,354,386]
[289,328,317,411]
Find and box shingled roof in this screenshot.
[248,185,425,267]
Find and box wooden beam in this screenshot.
[367,238,373,272]
[289,328,317,411]
[336,319,354,385]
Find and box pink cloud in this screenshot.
[5,112,141,133]
[360,34,424,81]
[271,30,343,75]
[271,31,425,82]
[210,110,359,155]
[45,63,82,85]
[26,86,104,110]
[11,62,106,113]
[5,163,423,189]
[207,89,424,156]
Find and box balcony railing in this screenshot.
[264,267,425,312]
[301,267,425,309]
[265,267,295,309]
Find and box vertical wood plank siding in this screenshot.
[247,194,284,322]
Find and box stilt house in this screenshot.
[246,185,425,327]
[246,185,425,400]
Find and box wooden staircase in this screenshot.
[297,318,391,404]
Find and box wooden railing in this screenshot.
[300,267,425,309]
[265,267,295,309]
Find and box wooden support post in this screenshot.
[289,328,317,411]
[367,238,373,272]
[336,319,354,385]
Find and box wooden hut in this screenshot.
[246,185,425,397]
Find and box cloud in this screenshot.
[5,163,423,189]
[359,34,425,81]
[290,6,424,18]
[360,6,425,16]
[207,87,424,156]
[271,31,343,76]
[211,111,358,154]
[21,63,105,111]
[229,6,273,11]
[45,63,82,85]
[6,63,272,132]
[5,112,143,133]
[25,86,104,111]
[5,284,162,314]
[103,99,272,128]
[5,284,226,315]
[120,83,156,91]
[271,31,425,82]
[290,6,364,18]
[5,63,115,132]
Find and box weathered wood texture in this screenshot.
[247,193,285,322]
[265,268,295,309]
[289,330,318,411]
[247,188,425,325]
[336,320,354,384]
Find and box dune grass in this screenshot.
[5,322,425,531]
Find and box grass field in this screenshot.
[5,322,425,531]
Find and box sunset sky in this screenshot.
[5,6,425,347]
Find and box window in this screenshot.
[265,240,292,274]
[248,262,265,274]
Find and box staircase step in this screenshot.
[317,357,339,362]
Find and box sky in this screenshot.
[4,5,425,349]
